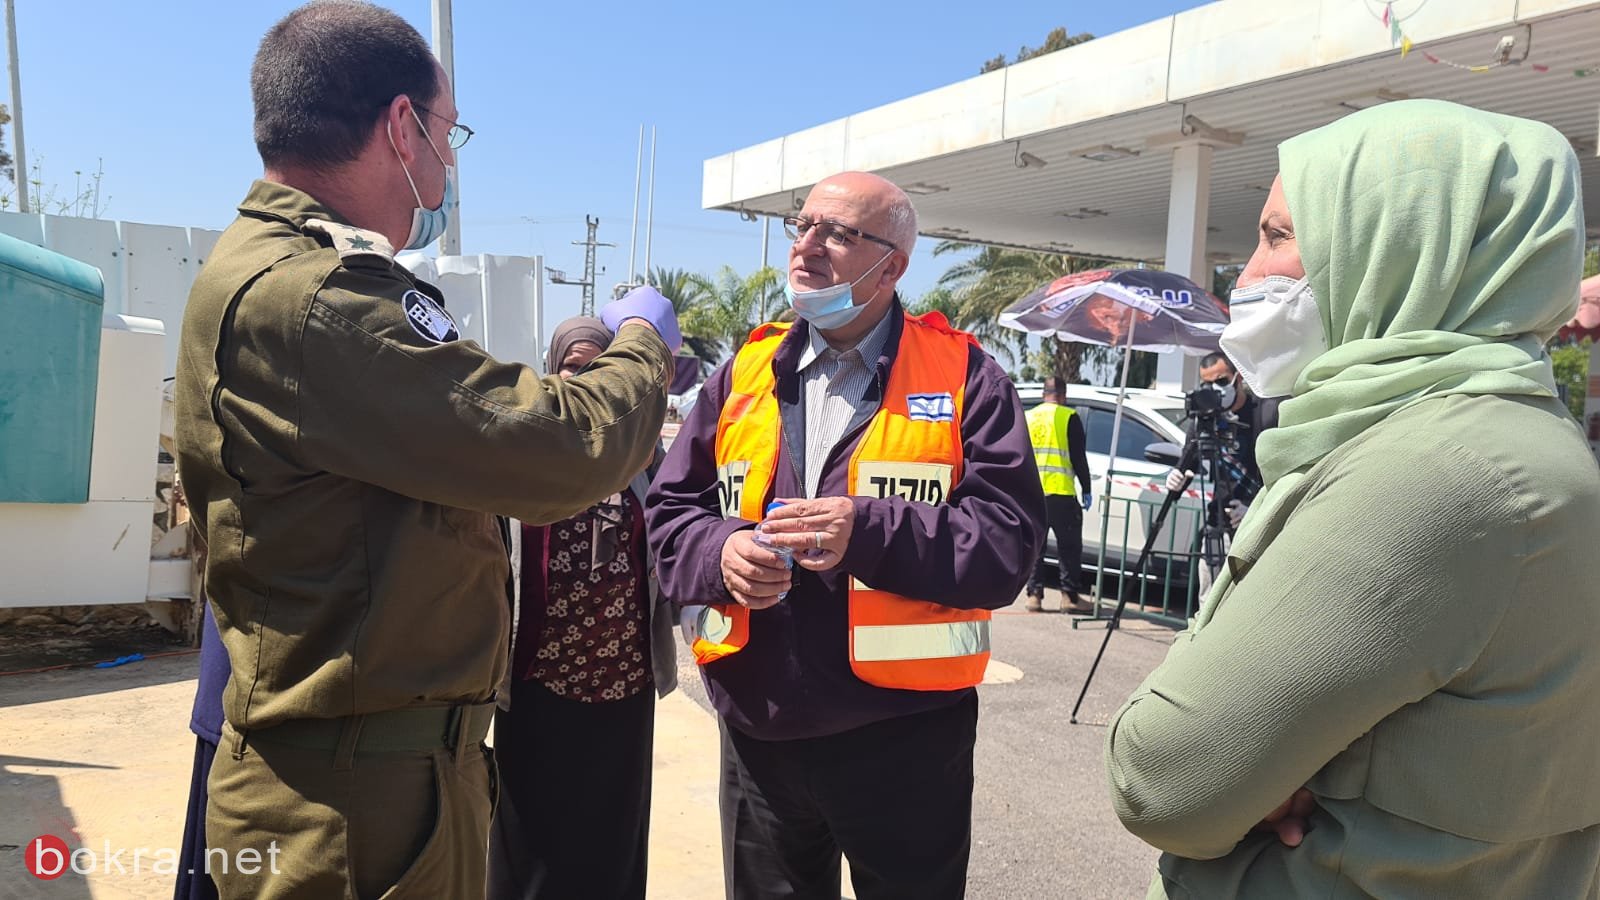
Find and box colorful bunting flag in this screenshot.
[1379,10,1594,77]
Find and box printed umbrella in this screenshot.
[1556,273,1600,342]
[999,268,1229,599]
[998,267,1227,352]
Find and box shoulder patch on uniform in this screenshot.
[303,218,396,264]
[401,289,459,344]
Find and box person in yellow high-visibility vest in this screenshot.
[1024,377,1093,612]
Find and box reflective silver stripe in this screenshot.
[1035,448,1069,460]
[697,606,733,644]
[853,620,991,662]
[1038,464,1074,475]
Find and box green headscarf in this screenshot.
[1197,100,1582,624]
[1259,98,1583,488]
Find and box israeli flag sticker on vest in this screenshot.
[907,393,955,423]
[402,290,459,344]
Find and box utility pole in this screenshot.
[643,127,657,284]
[549,215,614,316]
[431,0,460,255]
[5,0,28,213]
[627,125,643,284]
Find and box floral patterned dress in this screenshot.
[515,490,652,702]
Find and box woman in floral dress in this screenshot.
[487,316,678,900]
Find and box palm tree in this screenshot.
[907,285,964,321]
[647,264,783,365]
[932,242,1114,382]
[697,265,784,358]
[647,266,720,364]
[648,266,708,310]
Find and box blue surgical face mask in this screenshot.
[784,248,893,331]
[389,108,457,251]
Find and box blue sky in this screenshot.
[9,0,1201,329]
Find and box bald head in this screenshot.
[811,172,918,253]
[787,170,921,348]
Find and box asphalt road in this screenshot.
[673,591,1177,900]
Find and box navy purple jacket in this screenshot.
[645,304,1046,741]
[190,602,228,745]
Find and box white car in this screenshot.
[1015,382,1205,606]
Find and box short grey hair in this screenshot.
[886,194,918,253]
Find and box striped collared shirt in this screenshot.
[796,311,895,498]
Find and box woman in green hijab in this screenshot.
[1106,99,1600,898]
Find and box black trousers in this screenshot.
[720,693,978,900]
[174,737,219,900]
[1028,493,1084,596]
[486,678,655,900]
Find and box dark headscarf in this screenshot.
[545,316,612,375]
[544,316,627,566]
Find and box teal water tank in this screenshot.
[0,230,106,502]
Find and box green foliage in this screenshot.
[650,264,781,365]
[930,240,1124,383]
[1213,264,1243,298]
[0,154,110,217]
[980,26,1095,73]
[906,285,962,320]
[648,266,718,365]
[1551,340,1590,419]
[0,103,11,183]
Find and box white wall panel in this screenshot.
[432,262,488,349]
[0,211,45,246]
[43,215,123,312]
[480,254,540,367]
[0,499,154,607]
[121,223,193,376]
[88,317,164,503]
[187,225,223,292]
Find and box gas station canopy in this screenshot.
[703,0,1600,266]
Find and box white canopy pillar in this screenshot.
[1155,141,1213,392]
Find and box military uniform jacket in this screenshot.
[173,181,670,731]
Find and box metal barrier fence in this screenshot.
[1076,472,1209,629]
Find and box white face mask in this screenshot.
[1219,275,1328,398]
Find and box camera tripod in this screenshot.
[1068,432,1233,725]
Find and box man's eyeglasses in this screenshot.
[782,216,897,252]
[413,103,474,150]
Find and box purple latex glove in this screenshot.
[601,286,682,354]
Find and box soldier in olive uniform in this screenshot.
[171,3,678,897]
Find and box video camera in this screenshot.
[1184,380,1243,456]
[1178,379,1250,574]
[1184,379,1232,422]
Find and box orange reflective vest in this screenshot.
[690,311,992,692]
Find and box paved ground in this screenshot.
[0,591,1173,899]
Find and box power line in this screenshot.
[548,215,615,316]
